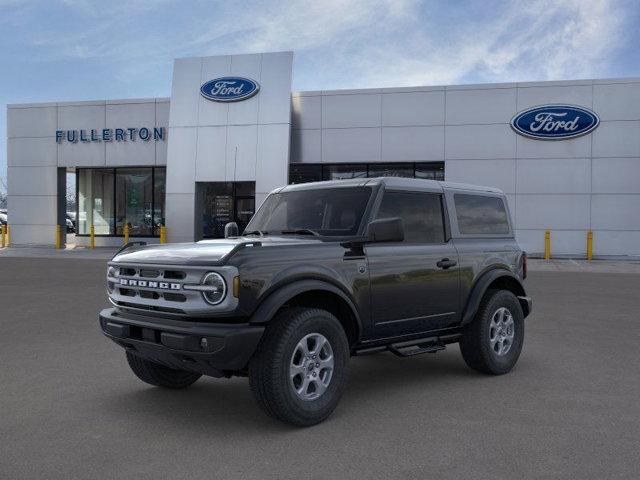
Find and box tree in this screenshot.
[0,176,7,209]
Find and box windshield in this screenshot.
[245,187,372,237]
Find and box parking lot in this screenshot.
[1,256,639,479]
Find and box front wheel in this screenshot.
[459,290,525,375]
[249,307,350,426]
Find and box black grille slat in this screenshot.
[163,293,187,303]
[139,290,160,300]
[139,269,161,278]
[164,270,186,280]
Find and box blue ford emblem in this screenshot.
[200,77,260,102]
[511,105,599,140]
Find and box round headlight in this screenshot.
[201,272,226,305]
[107,266,116,293]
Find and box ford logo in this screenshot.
[511,105,599,140]
[200,77,260,102]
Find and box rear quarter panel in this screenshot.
[443,188,524,313]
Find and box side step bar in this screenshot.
[354,332,461,358]
[388,337,445,357]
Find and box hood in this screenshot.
[112,235,324,265]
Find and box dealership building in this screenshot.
[6,51,640,257]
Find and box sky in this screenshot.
[1,0,639,190]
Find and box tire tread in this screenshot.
[249,307,348,426]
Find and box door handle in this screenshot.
[436,258,457,269]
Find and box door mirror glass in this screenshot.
[224,222,239,238]
[366,217,404,243]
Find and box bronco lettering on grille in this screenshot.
[119,279,181,290]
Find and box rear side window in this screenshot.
[376,191,445,243]
[454,194,510,235]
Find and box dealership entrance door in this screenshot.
[195,182,255,239]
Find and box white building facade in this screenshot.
[6,51,640,257]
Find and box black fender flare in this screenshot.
[461,268,530,325]
[248,279,363,336]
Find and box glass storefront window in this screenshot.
[290,164,322,184]
[197,182,256,239]
[288,162,445,184]
[323,164,367,180]
[415,162,445,181]
[76,167,165,237]
[154,169,166,234]
[367,163,413,178]
[116,169,153,236]
[77,169,114,235]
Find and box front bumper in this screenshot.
[99,308,264,377]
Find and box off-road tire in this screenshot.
[460,289,524,375]
[249,307,350,426]
[125,351,202,389]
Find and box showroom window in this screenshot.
[77,167,166,237]
[289,162,444,184]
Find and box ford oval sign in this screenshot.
[511,105,599,140]
[200,77,260,102]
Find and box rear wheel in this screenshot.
[249,307,350,426]
[460,290,524,375]
[125,351,202,389]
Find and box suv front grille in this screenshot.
[107,262,238,317]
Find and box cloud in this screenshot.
[4,0,633,88]
[335,0,627,87]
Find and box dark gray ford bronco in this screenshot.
[100,177,531,426]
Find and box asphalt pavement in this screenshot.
[1,257,639,479]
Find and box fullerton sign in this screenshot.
[55,127,165,143]
[510,105,599,140]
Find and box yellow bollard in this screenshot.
[544,230,551,260]
[6,224,10,247]
[123,223,129,244]
[160,225,167,244]
[587,230,593,261]
[55,225,62,249]
[90,224,95,249]
[1,224,6,248]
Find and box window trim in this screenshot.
[75,166,166,238]
[371,188,448,245]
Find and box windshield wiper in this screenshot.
[244,230,267,237]
[280,228,320,236]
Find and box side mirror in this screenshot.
[224,222,239,238]
[366,217,404,243]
